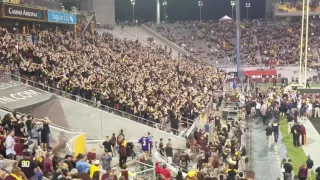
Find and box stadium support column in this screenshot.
[235,0,241,83]
[157,0,160,24]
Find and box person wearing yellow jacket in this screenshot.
[89,160,100,179]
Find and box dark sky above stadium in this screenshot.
[115,0,266,22]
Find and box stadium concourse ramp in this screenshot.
[0,77,187,149]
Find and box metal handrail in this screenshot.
[6,73,194,137]
[82,14,94,35]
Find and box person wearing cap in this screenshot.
[306,155,314,180]
[18,151,43,180]
[186,170,197,180]
[89,160,100,179]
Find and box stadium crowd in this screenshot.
[0,25,225,134]
[151,19,320,69]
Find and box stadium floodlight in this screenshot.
[162,1,167,22]
[246,3,250,19]
[130,0,136,21]
[198,0,203,21]
[231,0,235,19]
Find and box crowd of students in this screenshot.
[151,19,320,69]
[0,23,226,134]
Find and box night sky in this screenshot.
[115,0,266,22]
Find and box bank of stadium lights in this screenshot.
[162,1,167,22]
[198,0,203,21]
[231,0,235,19]
[130,0,136,21]
[246,2,251,19]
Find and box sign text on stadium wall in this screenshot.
[0,90,41,104]
[0,81,21,90]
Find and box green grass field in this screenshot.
[279,117,315,175]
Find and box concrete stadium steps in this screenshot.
[118,26,179,57]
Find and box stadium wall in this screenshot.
[92,0,115,25]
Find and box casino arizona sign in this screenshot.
[8,7,38,18]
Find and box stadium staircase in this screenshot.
[119,25,180,57]
[312,47,320,63]
[253,35,263,64]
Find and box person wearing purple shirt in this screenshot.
[138,135,152,152]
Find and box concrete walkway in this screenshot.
[250,118,283,180]
[301,118,320,171]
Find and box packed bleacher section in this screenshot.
[150,21,260,66]
[150,20,320,69]
[277,1,320,13]
[0,25,226,134]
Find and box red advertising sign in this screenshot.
[243,69,277,76]
[243,69,277,82]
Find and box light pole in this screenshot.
[198,0,203,21]
[231,0,235,19]
[130,0,135,21]
[246,2,251,19]
[162,1,167,22]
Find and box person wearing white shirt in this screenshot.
[307,102,313,119]
[256,101,261,117]
[5,130,16,159]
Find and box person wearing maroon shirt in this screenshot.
[4,164,28,180]
[101,168,118,180]
[87,148,96,164]
[43,152,54,176]
[212,154,219,178]
[14,138,28,160]
[197,136,205,150]
[119,165,129,180]
[117,135,127,168]
[110,133,116,156]
[298,163,308,180]
[0,130,6,158]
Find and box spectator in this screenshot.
[101,151,112,171]
[43,152,54,176]
[89,160,100,179]
[76,154,89,173]
[5,130,15,160]
[306,155,314,180]
[18,151,43,180]
[159,164,171,180]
